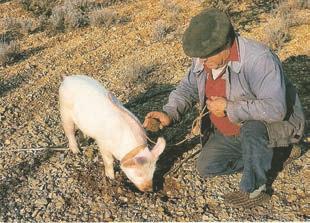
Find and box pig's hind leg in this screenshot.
[98,143,115,179]
[60,108,80,154]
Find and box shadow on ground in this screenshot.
[0,69,33,97]
[0,0,12,3]
[266,54,310,193]
[283,55,310,119]
[7,46,46,67]
[125,83,201,191]
[0,151,54,219]
[0,47,46,97]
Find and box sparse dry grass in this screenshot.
[297,0,310,9]
[152,20,173,42]
[264,16,290,52]
[47,1,89,33]
[6,17,36,35]
[20,0,58,16]
[20,19,36,34]
[2,17,22,33]
[0,40,20,66]
[1,17,37,43]
[62,1,88,29]
[48,6,66,32]
[160,0,182,15]
[202,0,234,13]
[89,8,117,27]
[17,0,130,34]
[263,0,309,51]
[120,58,157,85]
[98,0,128,7]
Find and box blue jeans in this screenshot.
[197,120,273,193]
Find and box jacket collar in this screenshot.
[228,36,243,74]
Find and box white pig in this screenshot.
[59,75,166,192]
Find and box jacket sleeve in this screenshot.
[163,60,199,122]
[226,52,287,124]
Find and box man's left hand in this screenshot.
[206,96,227,118]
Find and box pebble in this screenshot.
[300,207,310,216]
[117,187,123,194]
[84,148,94,159]
[104,210,112,219]
[55,197,65,209]
[157,206,164,212]
[287,194,298,203]
[119,196,128,202]
[176,211,184,216]
[31,209,40,218]
[35,198,48,207]
[202,214,216,221]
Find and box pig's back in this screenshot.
[60,75,110,100]
[60,75,122,133]
[60,75,143,146]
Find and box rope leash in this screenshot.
[0,106,209,153]
[0,147,68,152]
[146,105,209,147]
[0,145,92,153]
[147,106,209,176]
[0,146,93,153]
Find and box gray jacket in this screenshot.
[163,36,305,147]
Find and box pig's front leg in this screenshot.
[60,108,80,154]
[98,146,115,179]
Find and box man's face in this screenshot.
[201,47,230,69]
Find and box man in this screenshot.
[143,8,305,207]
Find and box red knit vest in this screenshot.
[205,69,240,136]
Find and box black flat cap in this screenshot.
[182,8,235,58]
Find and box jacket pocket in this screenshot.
[265,121,295,148]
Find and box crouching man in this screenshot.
[143,8,305,207]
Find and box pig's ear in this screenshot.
[134,148,150,165]
[135,156,148,165]
[122,156,147,167]
[151,137,166,158]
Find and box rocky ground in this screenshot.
[0,0,309,221]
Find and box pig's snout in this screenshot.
[137,180,153,192]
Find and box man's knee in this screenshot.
[196,158,243,178]
[196,155,238,178]
[196,154,218,177]
[196,159,213,178]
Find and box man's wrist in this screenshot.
[162,110,174,124]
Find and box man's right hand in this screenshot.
[143,111,172,132]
